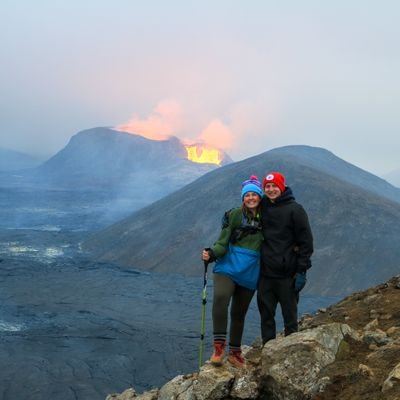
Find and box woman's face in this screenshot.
[243,192,261,210]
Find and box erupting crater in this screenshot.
[185,144,223,165]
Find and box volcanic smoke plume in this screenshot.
[113,100,234,165]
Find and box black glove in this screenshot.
[294,272,307,293]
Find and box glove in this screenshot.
[294,272,307,293]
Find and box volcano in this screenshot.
[34,127,232,185]
[22,127,233,221]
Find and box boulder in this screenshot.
[260,323,353,400]
[382,362,400,392]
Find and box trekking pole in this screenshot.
[199,260,209,369]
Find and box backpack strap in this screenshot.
[230,210,261,244]
[221,208,235,229]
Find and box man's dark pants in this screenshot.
[257,276,298,344]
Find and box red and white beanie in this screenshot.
[263,172,286,192]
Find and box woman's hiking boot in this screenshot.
[210,342,225,366]
[227,350,245,368]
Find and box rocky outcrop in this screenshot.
[382,362,400,393]
[260,323,353,400]
[107,276,400,400]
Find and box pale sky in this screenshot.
[1,1,399,174]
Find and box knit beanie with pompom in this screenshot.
[241,175,263,200]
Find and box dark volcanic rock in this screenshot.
[83,146,400,297]
[0,230,333,400]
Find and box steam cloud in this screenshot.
[114,99,235,151]
[114,100,183,140]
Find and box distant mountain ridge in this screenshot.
[268,145,400,203]
[0,147,41,171]
[83,145,400,297]
[383,167,400,188]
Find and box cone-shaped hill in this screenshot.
[83,145,400,297]
[33,127,232,187]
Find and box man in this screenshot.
[257,172,313,344]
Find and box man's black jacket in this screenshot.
[260,186,314,278]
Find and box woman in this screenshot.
[202,175,263,367]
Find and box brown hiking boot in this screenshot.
[210,342,225,366]
[227,350,245,368]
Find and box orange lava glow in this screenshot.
[185,145,222,165]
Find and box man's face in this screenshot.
[264,182,281,201]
